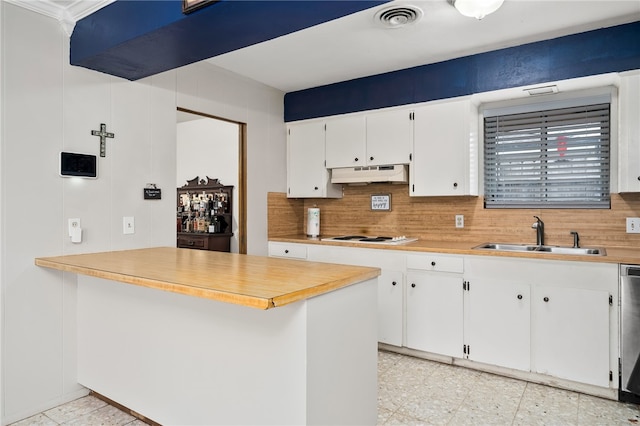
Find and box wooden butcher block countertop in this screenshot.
[35,247,380,310]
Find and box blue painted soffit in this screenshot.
[284,21,640,122]
[70,0,390,81]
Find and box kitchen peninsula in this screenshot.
[35,247,380,425]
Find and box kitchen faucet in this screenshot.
[532,216,545,246]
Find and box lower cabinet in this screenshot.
[377,270,404,346]
[304,244,405,347]
[406,270,463,357]
[532,285,610,387]
[268,241,618,391]
[465,278,530,371]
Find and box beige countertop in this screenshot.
[35,247,380,310]
[270,235,640,265]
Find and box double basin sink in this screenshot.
[474,243,606,256]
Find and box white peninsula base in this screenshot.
[76,275,378,425]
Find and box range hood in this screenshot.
[331,164,408,184]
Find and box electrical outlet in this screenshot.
[68,218,81,235]
[123,216,135,234]
[626,217,640,234]
[455,215,464,228]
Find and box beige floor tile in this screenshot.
[577,393,640,425]
[8,413,58,426]
[384,410,439,426]
[42,395,107,424]
[514,382,579,426]
[62,404,136,425]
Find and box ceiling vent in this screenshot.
[374,5,423,28]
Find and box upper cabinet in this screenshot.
[365,109,414,166]
[287,121,342,199]
[411,98,478,197]
[325,110,413,169]
[618,72,640,193]
[325,115,366,168]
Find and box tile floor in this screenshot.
[10,350,640,425]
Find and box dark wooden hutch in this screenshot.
[177,176,233,252]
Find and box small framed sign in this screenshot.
[182,0,217,14]
[371,194,391,211]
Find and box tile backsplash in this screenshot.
[268,185,640,248]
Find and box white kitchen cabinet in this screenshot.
[306,244,406,347]
[411,98,478,196]
[532,285,610,387]
[324,109,413,169]
[287,121,342,198]
[325,115,366,169]
[618,71,640,193]
[267,242,308,259]
[406,270,464,357]
[377,270,404,346]
[465,278,530,371]
[365,109,413,166]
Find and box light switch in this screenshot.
[123,216,135,234]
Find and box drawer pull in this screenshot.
[517,294,523,300]
[543,296,549,302]
[284,250,289,254]
[188,241,194,246]
[411,283,416,288]
[392,281,397,286]
[431,261,436,266]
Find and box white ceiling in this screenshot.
[7,0,640,92]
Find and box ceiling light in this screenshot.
[374,5,423,29]
[450,0,505,19]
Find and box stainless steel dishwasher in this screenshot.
[620,264,640,404]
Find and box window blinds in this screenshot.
[484,103,610,209]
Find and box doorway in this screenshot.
[176,107,247,254]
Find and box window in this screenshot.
[483,99,611,209]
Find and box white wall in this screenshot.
[0,3,286,424]
[177,117,240,252]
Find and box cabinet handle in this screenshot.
[411,283,416,288]
[453,182,458,188]
[370,156,374,161]
[637,176,640,181]
[517,294,523,300]
[188,241,194,246]
[354,157,359,162]
[431,261,436,266]
[392,281,397,286]
[284,250,289,254]
[543,296,549,302]
[314,186,319,190]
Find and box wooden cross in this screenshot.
[91,123,115,157]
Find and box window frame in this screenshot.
[480,89,617,209]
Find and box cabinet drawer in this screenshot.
[406,254,463,273]
[178,234,209,250]
[268,242,307,259]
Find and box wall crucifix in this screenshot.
[91,123,115,157]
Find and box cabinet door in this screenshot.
[411,99,475,196]
[406,271,463,357]
[287,121,341,198]
[325,115,366,169]
[532,285,610,387]
[466,278,530,371]
[377,270,404,347]
[618,73,640,192]
[366,109,413,166]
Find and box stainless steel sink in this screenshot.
[473,243,606,256]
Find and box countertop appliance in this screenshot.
[321,235,418,245]
[620,264,640,404]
